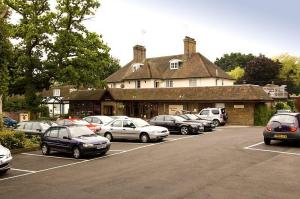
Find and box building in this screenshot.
[106,36,235,89]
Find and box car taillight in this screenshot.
[266,125,272,132]
[290,126,297,133]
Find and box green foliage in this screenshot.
[3,95,26,112]
[275,101,295,112]
[0,130,40,149]
[243,55,281,86]
[227,66,245,81]
[254,104,275,126]
[40,105,49,117]
[215,53,255,72]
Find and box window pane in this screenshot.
[49,128,59,138]
[58,128,69,139]
[112,120,122,127]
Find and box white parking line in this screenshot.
[109,150,125,152]
[11,168,36,173]
[244,141,264,149]
[21,153,83,161]
[0,135,197,182]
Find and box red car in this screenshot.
[56,118,100,133]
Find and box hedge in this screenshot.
[0,130,40,150]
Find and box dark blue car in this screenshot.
[41,126,110,159]
[3,116,17,127]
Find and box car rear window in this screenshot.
[269,115,298,125]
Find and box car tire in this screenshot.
[264,138,271,145]
[73,147,81,159]
[140,133,150,143]
[0,169,9,175]
[104,132,113,141]
[180,126,189,135]
[41,144,50,155]
[212,119,220,127]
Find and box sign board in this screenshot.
[53,89,61,97]
[234,105,245,109]
[215,103,225,108]
[19,113,29,122]
[169,105,183,115]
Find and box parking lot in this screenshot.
[2,126,300,199]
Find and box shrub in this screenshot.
[0,130,40,150]
[254,104,275,126]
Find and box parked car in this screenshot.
[149,115,204,135]
[198,108,228,126]
[276,109,292,114]
[99,117,169,143]
[263,113,300,145]
[83,116,113,127]
[56,118,100,133]
[3,116,17,128]
[110,116,129,120]
[179,114,215,131]
[0,144,12,174]
[15,121,51,135]
[41,126,110,159]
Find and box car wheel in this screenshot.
[264,138,271,145]
[41,144,50,155]
[104,132,113,141]
[73,147,81,159]
[0,169,9,175]
[180,126,189,135]
[212,119,220,127]
[140,133,150,143]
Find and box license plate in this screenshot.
[274,134,287,139]
[97,144,106,149]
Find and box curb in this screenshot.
[11,146,40,154]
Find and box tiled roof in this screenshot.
[105,53,234,83]
[41,85,75,98]
[66,89,106,101]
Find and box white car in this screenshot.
[198,108,228,126]
[98,118,169,143]
[0,144,12,174]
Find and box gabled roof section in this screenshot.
[105,52,234,83]
[65,89,106,101]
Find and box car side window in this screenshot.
[164,116,174,121]
[32,122,40,130]
[200,110,209,115]
[49,128,59,138]
[123,120,135,128]
[212,110,220,115]
[93,118,101,124]
[111,120,122,127]
[155,116,164,121]
[85,117,92,123]
[58,128,69,139]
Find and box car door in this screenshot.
[150,116,165,127]
[109,120,123,139]
[164,116,177,132]
[199,110,210,120]
[45,127,60,150]
[122,120,139,140]
[57,127,72,152]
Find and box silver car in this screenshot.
[98,118,169,143]
[0,144,12,174]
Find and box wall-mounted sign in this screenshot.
[215,103,225,108]
[53,89,61,97]
[169,105,183,115]
[234,105,245,109]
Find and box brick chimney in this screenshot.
[184,36,196,57]
[133,45,146,63]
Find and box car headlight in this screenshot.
[83,143,94,148]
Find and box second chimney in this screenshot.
[133,45,146,63]
[184,36,196,57]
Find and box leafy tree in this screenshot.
[0,1,11,128]
[215,52,256,72]
[227,66,245,81]
[243,55,281,86]
[273,53,300,94]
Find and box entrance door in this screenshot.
[103,105,113,116]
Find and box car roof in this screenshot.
[275,112,299,116]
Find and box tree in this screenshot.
[0,1,11,128]
[49,0,120,88]
[227,66,245,81]
[273,53,300,94]
[215,52,256,72]
[243,55,281,86]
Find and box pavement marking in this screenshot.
[21,153,84,161]
[244,141,264,149]
[0,135,197,182]
[109,150,126,152]
[11,168,37,173]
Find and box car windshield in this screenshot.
[69,126,95,137]
[269,115,297,124]
[173,116,186,122]
[132,118,150,127]
[186,114,198,120]
[73,120,89,125]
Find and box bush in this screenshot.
[0,130,40,150]
[254,104,275,126]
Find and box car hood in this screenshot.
[0,145,10,156]
[72,135,109,144]
[139,125,168,132]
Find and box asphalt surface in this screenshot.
[1,126,300,199]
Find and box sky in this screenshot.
[85,0,299,65]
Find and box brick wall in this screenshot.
[225,103,254,126]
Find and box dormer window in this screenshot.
[132,63,143,72]
[169,59,182,70]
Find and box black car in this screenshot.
[149,115,204,135]
[179,114,215,131]
[41,126,110,159]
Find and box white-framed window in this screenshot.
[135,80,141,88]
[166,80,173,88]
[189,79,197,87]
[154,81,160,88]
[169,59,182,70]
